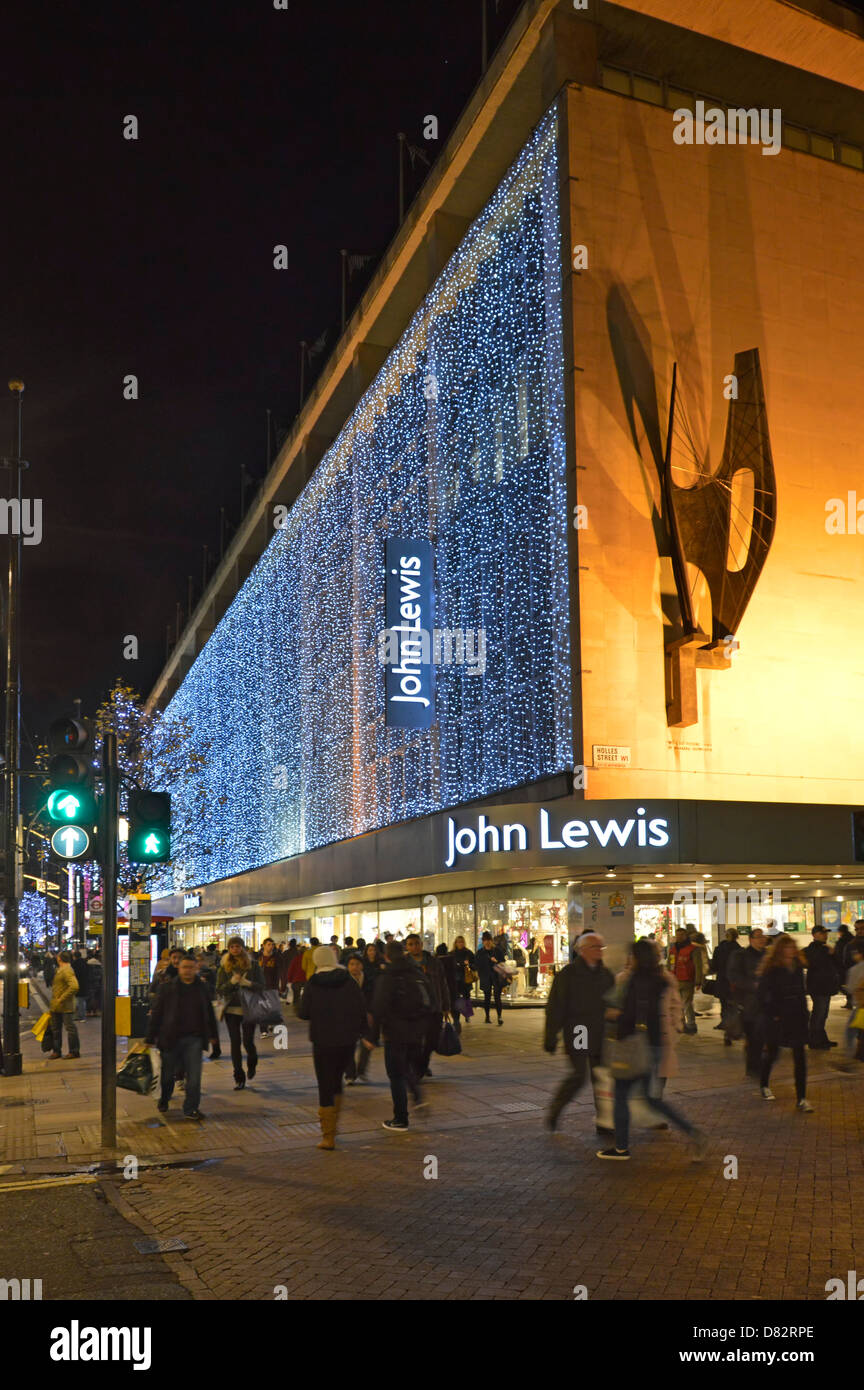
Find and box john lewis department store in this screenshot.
[150,0,864,971]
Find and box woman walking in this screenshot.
[345,953,377,1083]
[451,935,476,1022]
[756,935,813,1110]
[597,939,705,1161]
[298,946,367,1149]
[216,937,263,1089]
[527,937,540,994]
[258,937,281,1037]
[475,932,506,1025]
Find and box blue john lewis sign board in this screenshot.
[385,538,434,729]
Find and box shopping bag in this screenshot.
[435,1020,463,1056]
[42,1024,56,1053]
[454,997,474,1020]
[851,1007,864,1030]
[592,1065,614,1130]
[602,1026,650,1080]
[117,1045,155,1095]
[31,1012,51,1041]
[241,987,282,1027]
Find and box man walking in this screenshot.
[803,925,839,1049]
[667,928,701,1033]
[710,927,742,1044]
[298,946,368,1149]
[728,927,767,1077]
[371,941,433,1131]
[543,932,614,1135]
[405,932,451,1076]
[147,954,218,1120]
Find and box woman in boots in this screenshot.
[216,937,263,1089]
[298,946,367,1149]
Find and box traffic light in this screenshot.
[47,717,96,828]
[127,790,171,864]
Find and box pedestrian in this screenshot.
[756,934,813,1110]
[405,932,451,1075]
[841,942,864,1064]
[300,937,320,991]
[149,947,182,999]
[42,952,57,989]
[297,946,368,1149]
[363,940,385,980]
[710,927,742,1045]
[371,940,433,1131]
[450,935,476,1017]
[48,951,81,1059]
[85,952,102,1016]
[338,936,357,965]
[345,954,377,1084]
[476,931,506,1025]
[834,924,854,1007]
[72,948,88,1021]
[279,938,299,997]
[435,943,462,1032]
[258,937,282,1037]
[802,925,840,1050]
[286,939,308,1013]
[216,936,263,1090]
[596,939,706,1161]
[147,953,218,1120]
[544,932,614,1135]
[667,927,700,1034]
[728,927,768,1077]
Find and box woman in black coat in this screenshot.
[756,935,812,1111]
[450,936,476,1016]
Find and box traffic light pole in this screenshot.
[100,732,119,1151]
[1,381,26,1077]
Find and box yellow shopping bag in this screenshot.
[31,1011,51,1041]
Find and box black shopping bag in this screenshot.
[117,1046,155,1095]
[435,1020,462,1057]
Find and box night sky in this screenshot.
[2,0,522,766]
[3,0,863,765]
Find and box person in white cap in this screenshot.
[298,945,368,1150]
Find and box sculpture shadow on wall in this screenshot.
[606,284,777,727]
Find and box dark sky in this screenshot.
[1,0,523,763]
[4,0,862,762]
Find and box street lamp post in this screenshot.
[1,380,26,1076]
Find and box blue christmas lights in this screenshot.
[165,107,571,888]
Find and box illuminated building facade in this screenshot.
[152,0,864,972]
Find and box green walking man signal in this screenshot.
[128,790,171,864]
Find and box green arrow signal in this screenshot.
[58,793,80,817]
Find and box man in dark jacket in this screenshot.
[710,928,742,1041]
[834,925,855,1007]
[371,941,433,1131]
[71,949,89,1021]
[728,927,767,1076]
[298,946,368,1149]
[146,955,218,1120]
[803,926,839,1049]
[405,932,451,1077]
[543,933,615,1134]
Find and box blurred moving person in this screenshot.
[756,935,813,1111]
[216,937,263,1090]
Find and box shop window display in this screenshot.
[475,885,568,996]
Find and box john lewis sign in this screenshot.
[384,538,435,729]
[443,801,679,869]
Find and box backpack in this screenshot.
[674,944,696,983]
[391,968,435,1021]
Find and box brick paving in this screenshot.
[2,989,863,1300]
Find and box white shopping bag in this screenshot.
[592,1064,661,1129]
